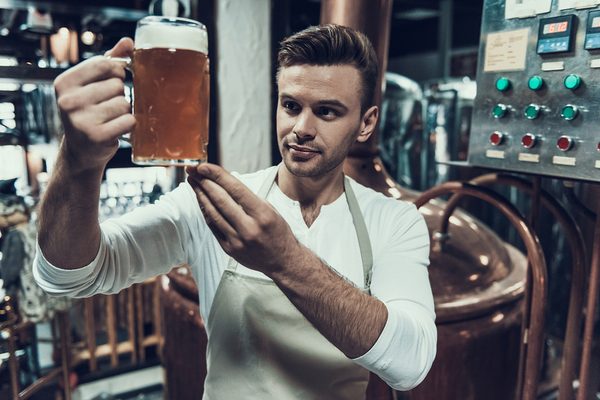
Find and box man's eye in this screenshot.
[319,108,337,117]
[283,102,298,111]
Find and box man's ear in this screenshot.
[356,105,379,143]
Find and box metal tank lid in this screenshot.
[421,200,527,323]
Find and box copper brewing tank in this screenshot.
[345,157,527,400]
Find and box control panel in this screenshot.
[469,0,600,182]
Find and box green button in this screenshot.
[496,77,510,91]
[528,76,543,90]
[564,75,581,90]
[493,104,506,118]
[525,105,540,119]
[561,105,578,120]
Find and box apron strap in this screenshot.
[344,176,374,294]
[257,165,279,198]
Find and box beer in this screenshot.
[130,17,209,165]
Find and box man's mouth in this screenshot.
[288,144,319,159]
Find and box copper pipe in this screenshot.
[436,173,585,400]
[413,181,548,400]
[577,197,600,400]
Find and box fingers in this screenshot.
[186,175,237,244]
[57,77,127,113]
[54,56,126,95]
[104,37,134,59]
[67,97,134,140]
[188,164,265,217]
[57,75,133,141]
[98,113,136,140]
[187,169,251,232]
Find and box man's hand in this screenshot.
[186,163,302,275]
[54,38,136,172]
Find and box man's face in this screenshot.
[276,64,367,178]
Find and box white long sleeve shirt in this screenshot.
[34,166,437,390]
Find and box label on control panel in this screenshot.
[553,156,576,166]
[519,153,540,162]
[484,29,529,72]
[541,61,565,71]
[486,149,505,159]
[559,0,597,10]
[595,160,600,169]
[505,0,551,19]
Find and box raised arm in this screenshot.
[37,38,136,270]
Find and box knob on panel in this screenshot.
[528,76,544,90]
[561,105,578,121]
[525,105,540,120]
[522,133,536,149]
[564,74,581,90]
[490,131,504,146]
[557,136,573,151]
[496,77,511,91]
[493,104,507,119]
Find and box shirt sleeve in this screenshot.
[34,183,204,298]
[352,202,437,391]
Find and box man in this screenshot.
[34,24,436,399]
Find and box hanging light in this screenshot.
[81,30,96,46]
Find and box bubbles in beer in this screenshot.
[166,146,184,157]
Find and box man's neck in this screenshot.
[276,165,345,228]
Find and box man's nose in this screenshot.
[293,111,316,139]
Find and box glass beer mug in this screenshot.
[113,16,210,166]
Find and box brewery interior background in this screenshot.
[1,0,599,400]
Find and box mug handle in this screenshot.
[107,56,132,69]
[107,56,134,142]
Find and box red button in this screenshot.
[490,132,503,146]
[522,134,536,148]
[557,136,573,151]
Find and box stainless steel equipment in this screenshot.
[469,0,600,182]
[379,73,477,192]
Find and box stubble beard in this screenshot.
[279,126,360,178]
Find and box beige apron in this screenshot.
[203,167,374,400]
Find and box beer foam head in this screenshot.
[135,17,208,54]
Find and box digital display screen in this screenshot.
[543,21,569,34]
[538,15,575,54]
[585,11,600,50]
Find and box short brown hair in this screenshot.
[277,24,378,115]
